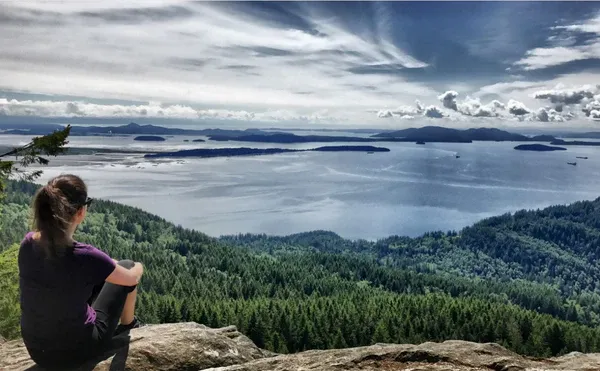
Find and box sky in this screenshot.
[1,1,600,129]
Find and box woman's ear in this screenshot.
[76,207,87,224]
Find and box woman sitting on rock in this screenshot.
[18,174,144,369]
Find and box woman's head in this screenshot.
[32,174,92,257]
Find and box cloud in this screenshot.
[490,100,505,110]
[535,107,565,122]
[415,100,424,112]
[514,13,600,70]
[455,96,504,117]
[65,102,85,116]
[3,2,599,127]
[531,84,600,121]
[0,98,199,119]
[391,106,419,116]
[477,81,546,97]
[507,99,530,116]
[583,99,600,116]
[373,92,525,121]
[590,110,600,120]
[514,47,596,71]
[377,110,393,118]
[375,100,424,119]
[0,1,436,124]
[433,92,505,118]
[535,108,549,122]
[0,98,337,123]
[438,91,459,111]
[534,85,599,105]
[424,106,444,118]
[471,106,496,118]
[373,86,595,123]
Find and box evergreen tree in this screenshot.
[0,126,70,198]
[372,320,391,343]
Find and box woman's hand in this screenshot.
[131,262,144,282]
[106,261,144,287]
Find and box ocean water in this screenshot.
[2,134,600,240]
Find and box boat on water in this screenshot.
[455,154,460,158]
[576,156,588,159]
[568,162,577,166]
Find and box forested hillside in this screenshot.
[2,180,600,357]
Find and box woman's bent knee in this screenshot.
[117,259,135,270]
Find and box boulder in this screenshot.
[0,323,267,370]
[1,323,600,371]
[209,340,600,371]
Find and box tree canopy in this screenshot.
[2,180,600,358]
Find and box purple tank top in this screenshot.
[18,232,116,351]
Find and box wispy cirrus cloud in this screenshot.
[0,0,434,125]
[2,1,600,127]
[514,12,600,71]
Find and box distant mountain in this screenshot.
[551,140,600,146]
[557,132,600,139]
[372,126,554,142]
[0,122,273,137]
[0,122,558,144]
[530,135,557,142]
[67,123,267,137]
[263,127,391,134]
[0,122,63,133]
[208,133,425,144]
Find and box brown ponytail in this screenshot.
[32,174,88,258]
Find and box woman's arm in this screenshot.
[105,261,144,287]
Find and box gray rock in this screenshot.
[0,322,268,371]
[209,340,600,371]
[2,323,600,371]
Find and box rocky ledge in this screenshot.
[1,322,600,371]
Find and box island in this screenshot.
[551,140,600,146]
[373,126,556,142]
[207,126,562,144]
[144,146,390,159]
[134,135,166,142]
[514,144,567,151]
[192,139,206,142]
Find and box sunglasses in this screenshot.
[83,197,94,207]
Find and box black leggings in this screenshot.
[28,260,137,370]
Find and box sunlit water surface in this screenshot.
[2,134,599,240]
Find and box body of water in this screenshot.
[2,134,599,240]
